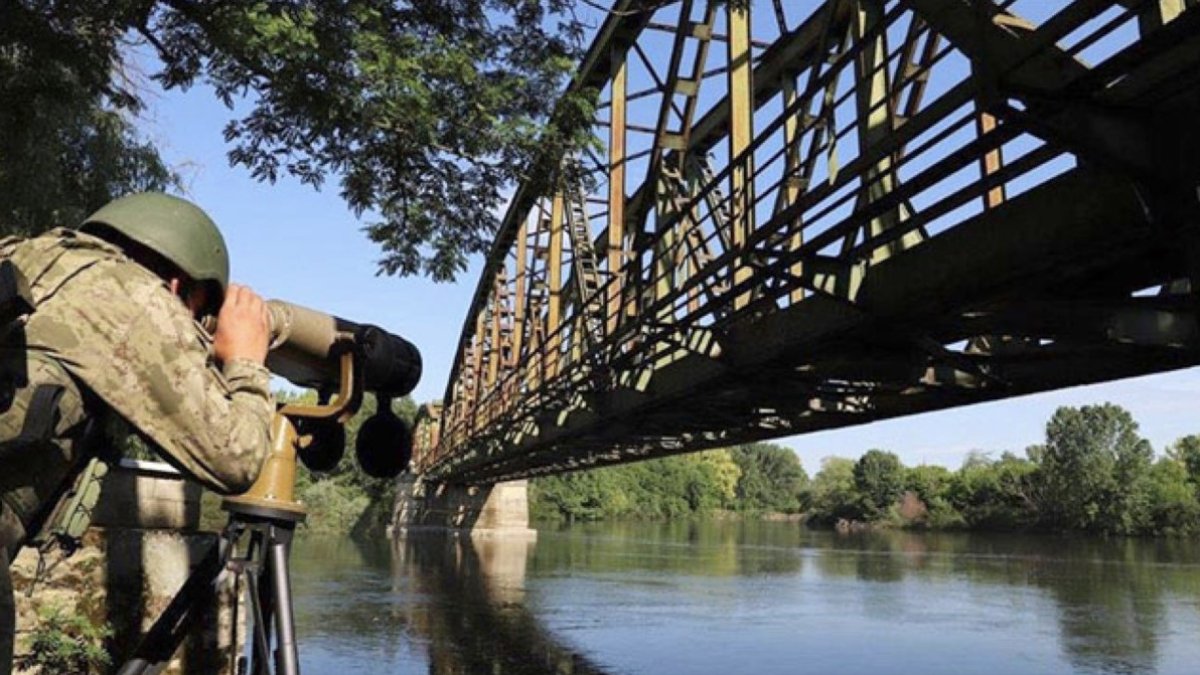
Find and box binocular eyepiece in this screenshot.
[261,300,422,478]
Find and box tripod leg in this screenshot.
[244,563,273,674]
[267,525,300,675]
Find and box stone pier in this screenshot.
[12,459,241,675]
[389,474,537,540]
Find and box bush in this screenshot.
[16,604,111,674]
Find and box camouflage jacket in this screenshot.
[0,228,272,495]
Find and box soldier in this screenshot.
[0,192,273,672]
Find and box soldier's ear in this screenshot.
[168,277,207,318]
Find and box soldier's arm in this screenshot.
[117,305,274,494]
[72,267,274,494]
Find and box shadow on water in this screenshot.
[290,533,611,675]
[394,535,612,675]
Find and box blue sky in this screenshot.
[132,3,1200,473]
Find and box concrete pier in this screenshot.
[12,460,240,675]
[389,474,537,540]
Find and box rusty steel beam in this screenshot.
[419,0,1200,484]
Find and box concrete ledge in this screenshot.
[92,459,201,531]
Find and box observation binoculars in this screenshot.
[226,300,423,478]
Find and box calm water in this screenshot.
[289,522,1200,674]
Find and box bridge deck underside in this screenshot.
[419,0,1200,484]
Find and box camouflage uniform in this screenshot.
[0,226,273,672]
[0,226,273,510]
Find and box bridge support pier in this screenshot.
[389,475,537,541]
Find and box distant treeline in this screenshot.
[530,403,1200,536]
[530,444,807,521]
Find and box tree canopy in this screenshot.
[853,449,905,519]
[530,444,808,522]
[2,1,589,279]
[1041,403,1153,534]
[0,4,179,235]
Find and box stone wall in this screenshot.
[12,460,241,675]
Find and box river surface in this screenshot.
[288,522,1200,674]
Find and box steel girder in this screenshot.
[417,0,1200,484]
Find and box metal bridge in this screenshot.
[413,0,1200,485]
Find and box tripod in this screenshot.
[119,352,358,675]
[115,500,305,675]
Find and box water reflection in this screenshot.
[392,535,612,675]
[291,534,611,674]
[803,531,1200,674]
[531,520,805,577]
[290,525,1200,675]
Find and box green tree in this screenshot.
[529,449,745,522]
[904,464,952,504]
[853,449,904,519]
[697,449,742,509]
[1039,404,1153,534]
[4,1,589,279]
[807,457,860,524]
[1146,457,1200,534]
[1166,434,1200,485]
[1,9,178,234]
[946,451,1038,530]
[730,443,808,513]
[904,464,965,528]
[530,469,627,522]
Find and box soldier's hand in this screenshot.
[213,284,271,365]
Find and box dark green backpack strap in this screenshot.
[13,384,64,446]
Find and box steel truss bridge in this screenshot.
[414,0,1200,485]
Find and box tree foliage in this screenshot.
[853,449,904,519]
[806,457,858,524]
[1,5,178,234]
[3,0,590,279]
[1040,404,1153,534]
[530,444,813,522]
[803,404,1199,536]
[730,443,808,513]
[945,452,1038,530]
[1167,434,1200,485]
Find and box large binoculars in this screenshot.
[261,300,422,478]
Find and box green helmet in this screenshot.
[80,192,230,298]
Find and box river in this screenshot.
[288,521,1200,674]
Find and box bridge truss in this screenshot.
[415,0,1200,484]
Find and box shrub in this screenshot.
[16,604,111,674]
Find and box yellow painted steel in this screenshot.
[607,50,628,337]
[726,1,755,311]
[547,193,565,379]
